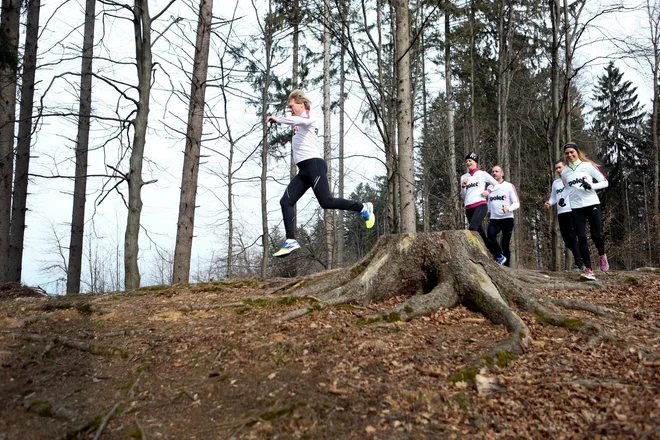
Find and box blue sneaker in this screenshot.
[273,239,300,257]
[360,202,375,229]
[495,255,507,265]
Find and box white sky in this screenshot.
[19,0,654,293]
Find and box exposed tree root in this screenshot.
[25,334,128,357]
[271,231,616,357]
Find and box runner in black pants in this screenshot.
[266,90,375,257]
[460,152,507,265]
[545,160,582,271]
[560,143,609,280]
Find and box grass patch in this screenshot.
[277,296,299,306]
[259,402,306,421]
[452,392,471,410]
[449,368,478,383]
[534,311,584,329]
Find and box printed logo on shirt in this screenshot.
[555,187,564,194]
[567,176,589,187]
[489,194,507,202]
[465,182,480,190]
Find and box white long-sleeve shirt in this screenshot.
[547,178,572,215]
[460,169,500,209]
[276,110,323,164]
[487,181,520,220]
[560,159,608,209]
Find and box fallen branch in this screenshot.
[93,401,122,440]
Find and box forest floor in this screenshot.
[1,268,659,440]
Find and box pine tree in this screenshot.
[592,61,647,267]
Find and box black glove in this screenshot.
[558,198,566,207]
[580,179,592,191]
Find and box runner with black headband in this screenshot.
[460,152,507,265]
[545,160,582,271]
[560,143,609,280]
[266,89,375,257]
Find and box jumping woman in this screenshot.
[265,90,375,257]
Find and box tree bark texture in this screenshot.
[395,0,415,234]
[124,0,153,290]
[64,0,92,293]
[0,0,20,282]
[173,0,213,284]
[9,0,40,284]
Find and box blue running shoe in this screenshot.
[495,255,507,265]
[361,202,375,229]
[273,239,300,257]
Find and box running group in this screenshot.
[461,143,608,281]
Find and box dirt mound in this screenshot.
[0,282,46,299]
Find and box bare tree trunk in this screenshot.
[323,0,333,269]
[337,0,348,266]
[290,0,299,252]
[221,61,236,278]
[0,0,20,282]
[173,0,213,284]
[124,0,154,290]
[8,0,40,284]
[260,1,274,278]
[445,10,459,230]
[563,0,572,143]
[63,0,92,293]
[395,0,414,233]
[549,0,562,272]
[469,0,477,153]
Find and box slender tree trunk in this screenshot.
[337,0,348,266]
[563,0,572,143]
[290,0,299,252]
[173,0,213,284]
[395,0,415,233]
[221,60,236,278]
[549,0,562,271]
[445,9,459,230]
[323,0,333,268]
[260,1,273,278]
[8,0,40,284]
[0,0,20,282]
[124,0,154,290]
[65,0,93,293]
[469,0,477,153]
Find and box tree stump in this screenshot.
[272,231,614,359]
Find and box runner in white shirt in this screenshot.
[486,165,519,267]
[544,160,582,271]
[560,143,609,280]
[266,90,376,257]
[460,152,507,265]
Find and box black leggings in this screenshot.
[466,204,502,258]
[280,158,362,239]
[487,218,514,266]
[557,212,582,267]
[571,204,605,269]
